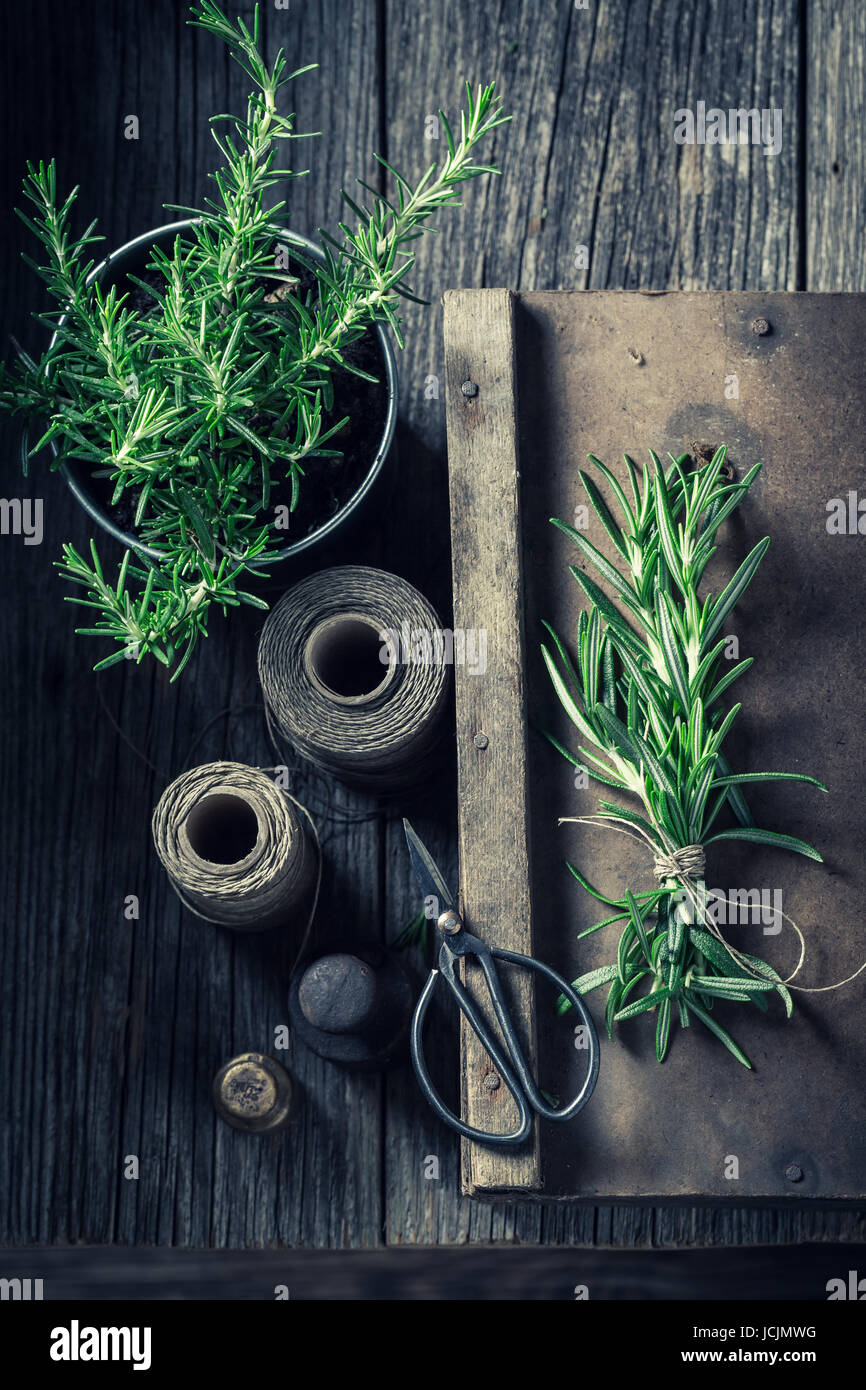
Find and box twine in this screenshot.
[152,761,317,934]
[653,843,706,882]
[560,815,866,994]
[257,566,450,792]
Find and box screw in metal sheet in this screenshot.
[473,732,489,750]
[752,316,771,336]
[785,1163,804,1183]
[461,378,479,398]
[483,1072,501,1092]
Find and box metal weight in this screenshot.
[212,1052,294,1133]
[288,951,415,1072]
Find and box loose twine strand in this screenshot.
[267,786,322,978]
[560,814,866,994]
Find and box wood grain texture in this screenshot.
[381,0,812,1243]
[807,0,866,289]
[2,0,865,1255]
[442,289,539,1194]
[0,0,387,1250]
[6,1241,864,1300]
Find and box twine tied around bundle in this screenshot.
[652,843,706,883]
[560,814,866,994]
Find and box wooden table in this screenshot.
[1,0,864,1260]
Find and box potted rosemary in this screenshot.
[0,1,509,678]
[543,448,827,1067]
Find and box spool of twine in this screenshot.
[257,566,450,791]
[152,761,316,931]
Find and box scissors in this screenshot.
[403,820,600,1147]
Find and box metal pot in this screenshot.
[47,219,398,562]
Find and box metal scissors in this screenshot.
[403,820,600,1147]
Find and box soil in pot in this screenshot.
[83,255,389,544]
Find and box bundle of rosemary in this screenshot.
[542,447,826,1067]
[0,1,509,678]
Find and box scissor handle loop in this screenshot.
[484,945,600,1122]
[410,969,533,1147]
[409,935,600,1145]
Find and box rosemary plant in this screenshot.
[543,447,826,1067]
[0,1,509,678]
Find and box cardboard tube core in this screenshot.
[304,614,396,705]
[185,793,260,865]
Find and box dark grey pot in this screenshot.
[47,218,398,563]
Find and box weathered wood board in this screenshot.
[445,288,866,1200]
[443,291,540,1194]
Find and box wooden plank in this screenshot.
[382,0,805,1241]
[469,0,802,294]
[648,0,865,1249]
[380,0,566,1241]
[0,0,386,1249]
[441,290,539,1194]
[642,0,864,1251]
[807,1,866,290]
[6,1241,865,1300]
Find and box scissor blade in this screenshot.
[402,819,457,915]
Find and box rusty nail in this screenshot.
[752,316,771,336]
[785,1163,804,1183]
[473,732,489,750]
[483,1072,501,1092]
[461,379,479,398]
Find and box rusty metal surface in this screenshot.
[512,291,866,1201]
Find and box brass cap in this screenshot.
[212,1052,293,1133]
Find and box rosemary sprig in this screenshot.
[0,1,510,678]
[543,447,826,1066]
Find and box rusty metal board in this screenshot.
[444,289,866,1201]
